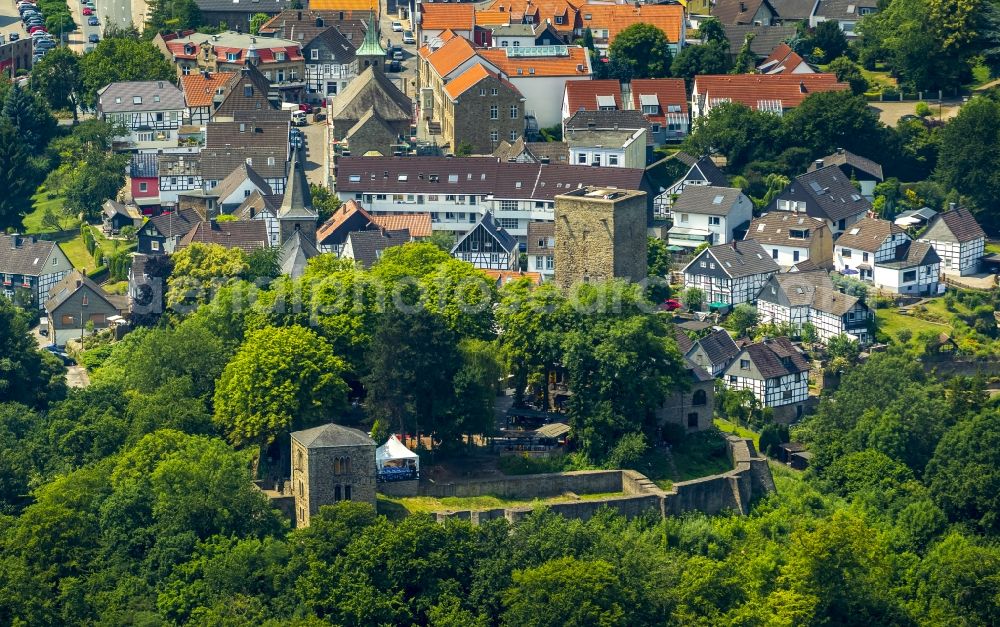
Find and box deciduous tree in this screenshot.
[608,23,674,79]
[213,325,349,446]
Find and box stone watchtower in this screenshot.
[278,148,318,246]
[290,423,377,527]
[553,187,648,292]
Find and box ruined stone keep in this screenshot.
[290,423,377,528]
[553,187,647,291]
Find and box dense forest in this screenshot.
[1,240,999,625]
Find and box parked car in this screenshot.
[402,30,415,44]
[391,21,403,31]
[82,7,92,14]
[659,298,683,312]
[87,16,99,25]
[392,48,403,61]
[298,103,313,114]
[88,33,99,43]
[33,40,55,50]
[8,33,19,41]
[44,345,75,366]
[387,59,402,72]
[289,127,304,148]
[28,25,47,33]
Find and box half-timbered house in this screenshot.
[722,337,810,418]
[451,211,519,270]
[685,327,741,376]
[917,206,986,277]
[158,154,202,205]
[97,81,188,152]
[236,191,284,247]
[835,217,941,295]
[137,208,201,255]
[682,239,780,306]
[756,270,873,344]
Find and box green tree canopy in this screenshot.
[502,557,627,627]
[0,299,66,409]
[608,23,674,79]
[935,96,1000,232]
[213,325,349,446]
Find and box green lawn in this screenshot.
[23,191,76,234]
[875,306,951,341]
[986,241,1000,255]
[714,417,759,448]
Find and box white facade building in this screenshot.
[834,217,941,295]
[668,186,753,249]
[917,207,987,277]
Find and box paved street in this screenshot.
[301,117,328,187]
[0,0,27,44]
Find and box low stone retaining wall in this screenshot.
[417,436,775,525]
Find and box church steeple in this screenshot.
[355,10,386,74]
[278,148,318,245]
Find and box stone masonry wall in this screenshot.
[425,436,774,525]
[293,441,377,528]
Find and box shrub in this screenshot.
[915,101,932,117]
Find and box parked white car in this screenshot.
[391,21,403,32]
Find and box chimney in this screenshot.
[836,147,844,154]
[814,159,824,169]
[75,278,82,288]
[540,156,550,164]
[949,202,956,211]
[297,10,302,20]
[739,1,746,11]
[9,234,18,249]
[731,239,738,251]
[799,81,807,93]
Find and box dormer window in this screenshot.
[227,52,239,62]
[133,96,142,104]
[275,51,286,61]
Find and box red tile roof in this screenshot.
[565,79,624,114]
[475,10,511,26]
[580,3,684,43]
[372,213,433,237]
[479,45,591,77]
[420,3,475,31]
[425,35,479,77]
[758,43,808,74]
[485,0,580,34]
[564,78,686,123]
[180,72,236,107]
[445,63,521,99]
[316,199,374,242]
[695,73,848,110]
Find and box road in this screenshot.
[301,117,328,187]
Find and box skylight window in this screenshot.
[849,227,861,235]
[713,195,724,204]
[448,174,458,183]
[349,174,361,182]
[398,174,408,181]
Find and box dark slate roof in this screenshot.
[768,0,816,20]
[672,185,747,215]
[712,0,775,24]
[194,0,288,12]
[213,64,279,120]
[291,422,376,448]
[693,328,741,367]
[205,119,289,151]
[673,325,695,354]
[921,208,986,244]
[347,228,411,268]
[686,358,715,383]
[130,153,159,178]
[746,212,827,247]
[723,24,797,58]
[211,163,273,201]
[785,165,872,222]
[810,285,860,316]
[308,24,359,64]
[178,220,269,253]
[808,149,884,181]
[200,148,287,181]
[813,0,878,19]
[687,239,780,278]
[44,269,118,313]
[688,156,729,187]
[279,149,316,219]
[878,240,940,269]
[453,211,518,254]
[835,217,903,253]
[329,66,412,123]
[278,229,320,278]
[236,190,283,219]
[97,80,185,113]
[103,199,130,220]
[743,337,809,378]
[0,235,62,276]
[761,270,834,307]
[147,207,201,238]
[259,9,368,44]
[335,156,649,201]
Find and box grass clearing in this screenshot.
[23,191,76,234]
[714,418,759,449]
[875,306,950,340]
[986,241,1000,255]
[377,491,627,517]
